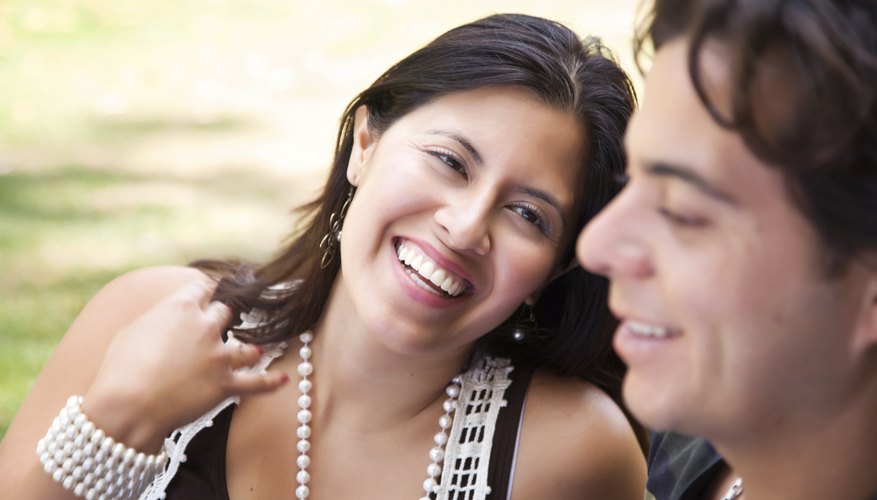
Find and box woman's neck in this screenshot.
[304,277,473,431]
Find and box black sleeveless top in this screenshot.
[165,364,535,499]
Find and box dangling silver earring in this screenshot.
[511,304,538,342]
[320,185,355,268]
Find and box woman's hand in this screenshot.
[81,279,289,453]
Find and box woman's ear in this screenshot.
[852,258,877,354]
[347,105,377,186]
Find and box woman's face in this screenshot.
[339,86,585,355]
[577,39,871,440]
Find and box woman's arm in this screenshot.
[0,266,287,499]
[512,371,647,500]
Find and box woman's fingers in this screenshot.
[228,370,290,396]
[205,300,232,329]
[227,342,264,370]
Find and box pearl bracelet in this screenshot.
[36,396,168,500]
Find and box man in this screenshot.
[577,0,877,498]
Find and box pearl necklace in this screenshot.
[293,331,462,499]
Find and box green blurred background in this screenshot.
[0,0,640,437]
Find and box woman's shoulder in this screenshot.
[94,265,209,303]
[512,370,646,499]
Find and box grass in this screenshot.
[0,0,639,438]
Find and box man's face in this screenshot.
[576,38,871,441]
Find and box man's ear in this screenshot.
[347,105,377,186]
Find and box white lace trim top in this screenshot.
[140,327,514,500]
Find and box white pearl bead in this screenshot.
[423,477,437,493]
[442,399,457,413]
[439,415,452,429]
[298,394,311,409]
[297,362,313,377]
[299,346,312,360]
[74,413,87,429]
[427,463,442,477]
[297,409,312,424]
[295,484,310,498]
[74,483,87,496]
[85,489,96,500]
[434,432,448,446]
[445,384,460,398]
[62,475,75,490]
[82,421,95,436]
[91,429,104,444]
[99,436,114,452]
[43,460,55,474]
[37,439,46,454]
[296,469,310,484]
[53,450,65,464]
[52,468,65,482]
[299,332,314,343]
[296,454,310,469]
[429,446,444,463]
[297,425,311,439]
[111,442,125,459]
[298,379,312,393]
[296,439,311,453]
[72,466,84,480]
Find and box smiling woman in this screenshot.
[0,13,644,500]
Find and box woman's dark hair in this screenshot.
[195,13,640,443]
[636,0,877,273]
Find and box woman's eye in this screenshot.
[658,207,708,227]
[428,150,468,179]
[511,203,550,234]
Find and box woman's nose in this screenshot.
[434,193,492,256]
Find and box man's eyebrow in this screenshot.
[426,129,483,165]
[647,162,738,205]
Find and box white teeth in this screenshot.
[419,261,435,278]
[626,321,678,339]
[410,254,424,270]
[395,242,467,297]
[431,269,447,287]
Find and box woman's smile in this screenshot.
[395,239,472,298]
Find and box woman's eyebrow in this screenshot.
[426,129,484,165]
